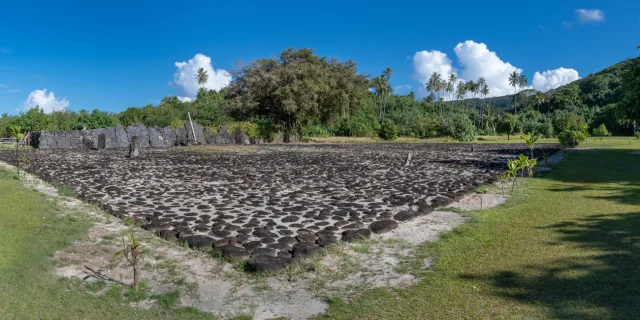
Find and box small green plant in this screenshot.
[153,289,181,309]
[86,279,107,293]
[518,154,529,178]
[497,173,508,197]
[506,159,519,191]
[592,123,609,141]
[521,130,541,158]
[526,158,538,177]
[56,185,76,197]
[124,281,149,302]
[112,233,143,291]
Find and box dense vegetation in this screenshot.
[1,48,638,142]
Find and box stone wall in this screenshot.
[31,122,253,149]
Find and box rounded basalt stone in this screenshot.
[343,222,364,229]
[341,229,372,242]
[251,247,277,257]
[278,229,294,236]
[267,242,291,251]
[243,241,263,251]
[217,245,250,259]
[418,204,434,214]
[209,230,231,238]
[296,233,316,243]
[393,211,421,222]
[291,242,322,259]
[142,223,171,232]
[369,220,399,234]
[278,236,298,245]
[224,225,241,231]
[261,237,276,244]
[246,255,289,272]
[237,228,253,235]
[253,230,278,238]
[155,229,178,241]
[182,235,215,249]
[281,216,299,223]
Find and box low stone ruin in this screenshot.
[30,122,252,149]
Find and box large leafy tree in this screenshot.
[226,48,369,140]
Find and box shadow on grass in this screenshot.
[462,212,640,319]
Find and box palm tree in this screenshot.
[481,84,490,130]
[428,72,443,114]
[508,71,520,114]
[455,80,467,108]
[382,68,393,124]
[448,74,457,112]
[484,106,498,133]
[518,74,528,109]
[439,79,447,114]
[477,77,487,127]
[195,67,209,85]
[372,76,390,124]
[195,67,209,105]
[531,91,547,111]
[445,80,454,112]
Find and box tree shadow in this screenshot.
[461,212,640,319]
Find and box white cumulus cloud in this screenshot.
[23,89,69,113]
[454,40,523,97]
[170,53,231,102]
[533,68,580,92]
[576,9,605,23]
[412,50,457,85]
[412,40,580,98]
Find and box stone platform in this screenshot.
[0,143,559,271]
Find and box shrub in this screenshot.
[378,121,399,140]
[558,123,589,148]
[301,124,331,137]
[439,113,476,141]
[170,119,184,130]
[592,123,609,140]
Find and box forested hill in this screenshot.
[476,57,638,112]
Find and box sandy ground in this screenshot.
[1,159,519,320]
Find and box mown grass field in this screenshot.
[319,141,640,319]
[0,169,216,319]
[307,135,638,145]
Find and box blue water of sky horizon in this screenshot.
[1,0,638,115]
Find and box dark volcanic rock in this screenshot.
[148,127,165,148]
[175,127,188,146]
[291,242,322,259]
[115,124,129,148]
[182,235,215,249]
[341,229,372,242]
[185,121,206,145]
[394,211,422,222]
[369,220,398,234]
[247,255,288,272]
[217,245,250,259]
[129,136,140,158]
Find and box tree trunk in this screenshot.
[133,264,139,291]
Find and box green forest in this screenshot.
[2,47,639,145]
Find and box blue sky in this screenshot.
[1,0,638,114]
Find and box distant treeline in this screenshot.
[2,48,639,142]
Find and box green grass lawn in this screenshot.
[0,169,216,320]
[319,145,640,319]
